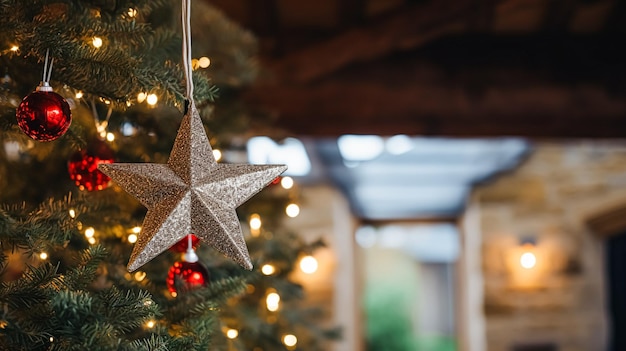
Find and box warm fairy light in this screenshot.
[87,237,96,245]
[92,37,103,48]
[39,252,48,260]
[213,149,222,161]
[520,252,537,269]
[266,292,280,311]
[132,226,141,234]
[299,255,318,274]
[249,214,262,230]
[106,132,115,142]
[134,271,146,282]
[226,328,239,339]
[10,45,19,52]
[281,176,294,189]
[127,8,137,18]
[137,92,147,103]
[145,319,155,328]
[146,93,158,106]
[198,56,211,68]
[128,233,138,243]
[75,91,83,99]
[84,227,95,238]
[283,334,297,347]
[286,203,300,218]
[68,209,76,218]
[49,336,54,342]
[261,264,275,275]
[171,291,178,298]
[191,58,199,70]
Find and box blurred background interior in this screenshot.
[204,0,626,350]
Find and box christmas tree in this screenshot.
[0,0,338,350]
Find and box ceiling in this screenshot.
[207,0,626,138]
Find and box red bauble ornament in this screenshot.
[68,139,115,191]
[16,85,71,141]
[166,261,209,296]
[170,234,201,253]
[270,176,282,186]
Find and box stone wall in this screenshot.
[471,141,626,351]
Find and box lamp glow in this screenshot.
[281,176,294,189]
[283,334,297,347]
[261,264,275,275]
[299,255,318,274]
[92,37,103,48]
[146,94,158,106]
[266,292,280,311]
[226,328,238,339]
[520,252,537,269]
[286,203,300,218]
[128,234,138,243]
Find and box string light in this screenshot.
[286,203,300,218]
[68,209,76,218]
[145,319,155,328]
[213,149,222,161]
[75,91,83,99]
[137,92,147,103]
[261,264,275,275]
[283,334,297,348]
[92,37,103,48]
[127,233,138,243]
[10,45,19,52]
[49,336,54,343]
[266,292,280,312]
[249,214,262,236]
[106,132,115,142]
[127,8,137,18]
[134,271,146,282]
[198,56,211,68]
[191,58,199,70]
[226,328,239,339]
[146,93,158,106]
[39,252,48,260]
[299,255,318,274]
[87,237,96,245]
[84,227,95,238]
[281,176,294,189]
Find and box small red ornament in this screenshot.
[166,261,209,296]
[16,84,71,141]
[270,176,282,186]
[170,234,200,253]
[68,139,115,191]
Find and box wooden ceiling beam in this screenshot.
[272,0,503,83]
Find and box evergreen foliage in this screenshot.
[0,0,338,350]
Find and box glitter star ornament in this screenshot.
[99,101,286,272]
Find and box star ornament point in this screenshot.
[99,103,286,272]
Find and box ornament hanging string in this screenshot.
[181,0,194,101]
[41,49,54,86]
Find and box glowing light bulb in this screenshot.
[92,37,103,48]
[87,237,96,245]
[132,226,141,234]
[127,8,137,18]
[10,45,19,52]
[75,91,83,99]
[39,252,48,260]
[250,214,262,230]
[261,264,275,275]
[146,93,158,106]
[84,227,95,238]
[145,320,155,328]
[191,58,199,70]
[198,56,211,68]
[134,271,146,281]
[127,234,138,243]
[137,92,146,103]
[283,334,297,347]
[213,149,222,161]
[520,252,537,269]
[226,328,239,339]
[106,132,115,142]
[266,292,280,311]
[299,255,318,274]
[281,176,294,189]
[68,209,76,218]
[286,203,300,218]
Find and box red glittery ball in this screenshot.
[169,234,201,253]
[166,261,209,296]
[16,90,72,141]
[270,176,282,186]
[68,139,115,191]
